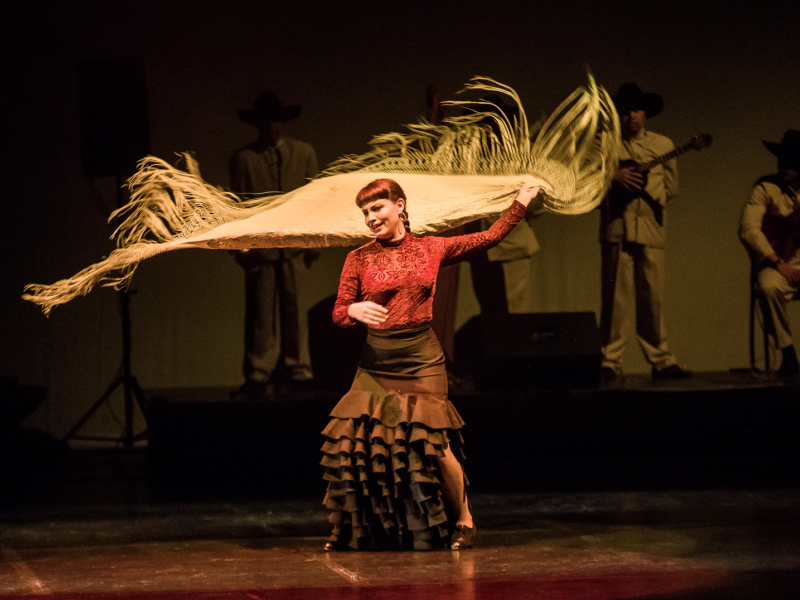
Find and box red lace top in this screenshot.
[333,200,528,329]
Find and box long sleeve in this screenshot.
[332,201,527,330]
[439,200,528,266]
[740,183,777,261]
[606,131,676,248]
[637,136,676,208]
[333,252,360,327]
[663,155,679,205]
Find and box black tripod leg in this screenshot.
[130,377,149,418]
[123,378,150,444]
[62,374,122,444]
[62,178,150,449]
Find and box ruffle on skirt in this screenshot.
[321,326,466,551]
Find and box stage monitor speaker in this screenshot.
[455,312,602,390]
[77,57,151,178]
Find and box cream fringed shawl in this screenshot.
[24,76,619,314]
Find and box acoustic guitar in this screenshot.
[762,205,800,263]
[612,132,713,202]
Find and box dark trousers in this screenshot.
[243,251,312,384]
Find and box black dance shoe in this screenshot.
[325,536,371,551]
[778,346,800,379]
[324,540,349,552]
[450,524,476,550]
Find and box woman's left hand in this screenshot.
[515,184,540,207]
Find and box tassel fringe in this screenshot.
[24,75,619,313]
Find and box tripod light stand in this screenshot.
[62,57,152,449]
[61,175,149,449]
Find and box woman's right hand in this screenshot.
[515,184,540,207]
[347,301,388,326]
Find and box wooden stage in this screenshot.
[1,371,798,599]
[1,489,798,599]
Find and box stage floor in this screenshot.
[2,488,799,599]
[150,369,798,401]
[597,368,797,392]
[2,372,798,598]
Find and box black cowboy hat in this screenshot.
[763,129,800,165]
[464,94,521,136]
[481,95,521,140]
[612,82,664,118]
[481,94,520,119]
[237,92,301,126]
[459,94,520,120]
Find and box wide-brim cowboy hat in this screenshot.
[480,94,520,119]
[458,94,520,119]
[237,92,301,126]
[763,129,800,166]
[612,82,664,119]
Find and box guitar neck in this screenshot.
[640,142,694,171]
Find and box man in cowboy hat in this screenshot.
[230,92,319,400]
[739,129,800,378]
[599,82,691,384]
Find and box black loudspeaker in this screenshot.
[455,312,602,390]
[77,57,151,178]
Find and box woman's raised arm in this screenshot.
[438,185,539,266]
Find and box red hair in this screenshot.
[356,179,411,232]
[355,178,406,208]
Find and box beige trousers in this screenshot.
[244,252,313,384]
[470,258,532,315]
[756,254,800,350]
[502,259,533,313]
[600,242,676,372]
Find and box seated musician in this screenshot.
[739,130,800,378]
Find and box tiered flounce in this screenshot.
[321,326,465,550]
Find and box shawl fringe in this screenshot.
[23,75,619,314]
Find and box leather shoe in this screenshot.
[450,524,476,550]
[652,365,692,380]
[777,347,799,378]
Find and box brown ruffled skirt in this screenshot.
[321,325,466,550]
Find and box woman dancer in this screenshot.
[321,178,539,551]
